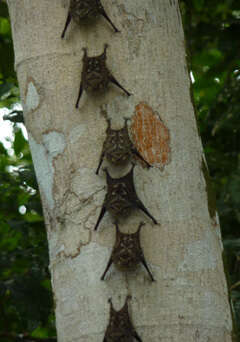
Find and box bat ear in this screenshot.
[123,117,130,127]
[108,297,114,311]
[106,118,112,131]
[115,221,120,233]
[103,167,109,176]
[104,167,112,185]
[126,294,132,301]
[123,295,132,309]
[82,47,88,60]
[129,163,135,175]
[103,44,109,55]
[100,44,108,60]
[137,221,145,233]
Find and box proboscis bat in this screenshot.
[61,0,119,38]
[94,165,158,230]
[96,118,151,175]
[75,44,131,108]
[103,296,142,342]
[101,222,154,281]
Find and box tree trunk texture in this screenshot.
[7,0,233,341]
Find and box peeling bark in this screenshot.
[7,0,232,341]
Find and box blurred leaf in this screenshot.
[8,271,53,331]
[3,110,24,123]
[193,0,205,11]
[0,17,11,35]
[13,129,26,156]
[0,82,14,98]
[0,3,10,18]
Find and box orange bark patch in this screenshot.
[131,102,170,168]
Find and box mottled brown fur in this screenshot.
[94,165,158,230]
[75,45,131,107]
[96,118,151,174]
[61,0,119,38]
[103,296,142,342]
[101,222,154,281]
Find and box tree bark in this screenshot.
[7,0,233,341]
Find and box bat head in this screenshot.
[82,44,109,92]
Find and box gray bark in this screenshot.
[7,0,232,341]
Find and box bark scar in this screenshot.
[131,102,171,169]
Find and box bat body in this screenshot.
[76,45,131,107]
[101,222,154,281]
[61,0,119,38]
[96,119,151,174]
[94,165,158,230]
[103,296,142,342]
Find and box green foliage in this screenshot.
[0,1,18,110]
[181,0,240,339]
[0,0,240,341]
[0,4,55,340]
[0,127,55,340]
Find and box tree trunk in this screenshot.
[7,0,233,341]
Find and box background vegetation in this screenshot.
[0,1,239,341]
